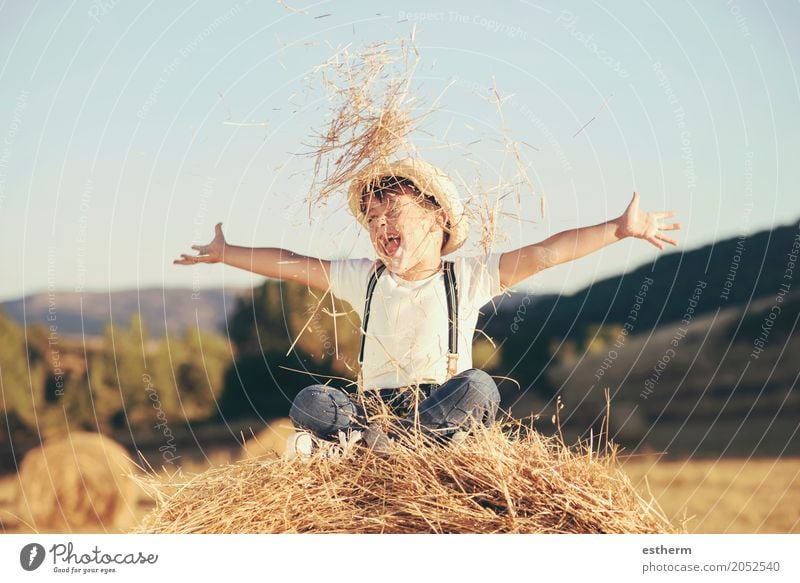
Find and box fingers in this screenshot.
[173,255,195,265]
[659,222,681,231]
[655,210,676,220]
[174,223,224,265]
[183,223,223,256]
[646,232,677,250]
[655,233,678,246]
[173,253,213,265]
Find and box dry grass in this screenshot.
[301,34,540,249]
[4,441,795,534]
[470,79,540,253]
[135,423,677,534]
[305,34,423,208]
[14,432,141,532]
[623,456,800,534]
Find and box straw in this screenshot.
[135,421,679,534]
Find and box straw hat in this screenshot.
[347,158,469,255]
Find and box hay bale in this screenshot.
[137,424,679,534]
[16,432,141,532]
[0,475,22,532]
[240,418,297,460]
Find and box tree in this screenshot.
[220,279,360,419]
[170,327,230,421]
[0,309,47,428]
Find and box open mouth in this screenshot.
[379,232,402,257]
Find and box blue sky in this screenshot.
[1,0,798,303]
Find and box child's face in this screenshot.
[362,187,446,276]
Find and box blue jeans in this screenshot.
[289,368,500,441]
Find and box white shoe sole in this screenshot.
[284,431,314,460]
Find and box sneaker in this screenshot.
[285,429,364,460]
[363,425,393,456]
[284,431,314,460]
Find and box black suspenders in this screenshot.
[442,260,459,378]
[358,261,460,383]
[358,261,387,366]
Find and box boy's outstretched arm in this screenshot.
[173,222,332,292]
[499,192,681,288]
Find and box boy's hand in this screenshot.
[615,192,681,250]
[173,222,227,265]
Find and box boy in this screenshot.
[175,158,680,455]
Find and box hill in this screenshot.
[476,219,800,457]
[1,286,251,338]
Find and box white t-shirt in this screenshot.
[329,253,505,390]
